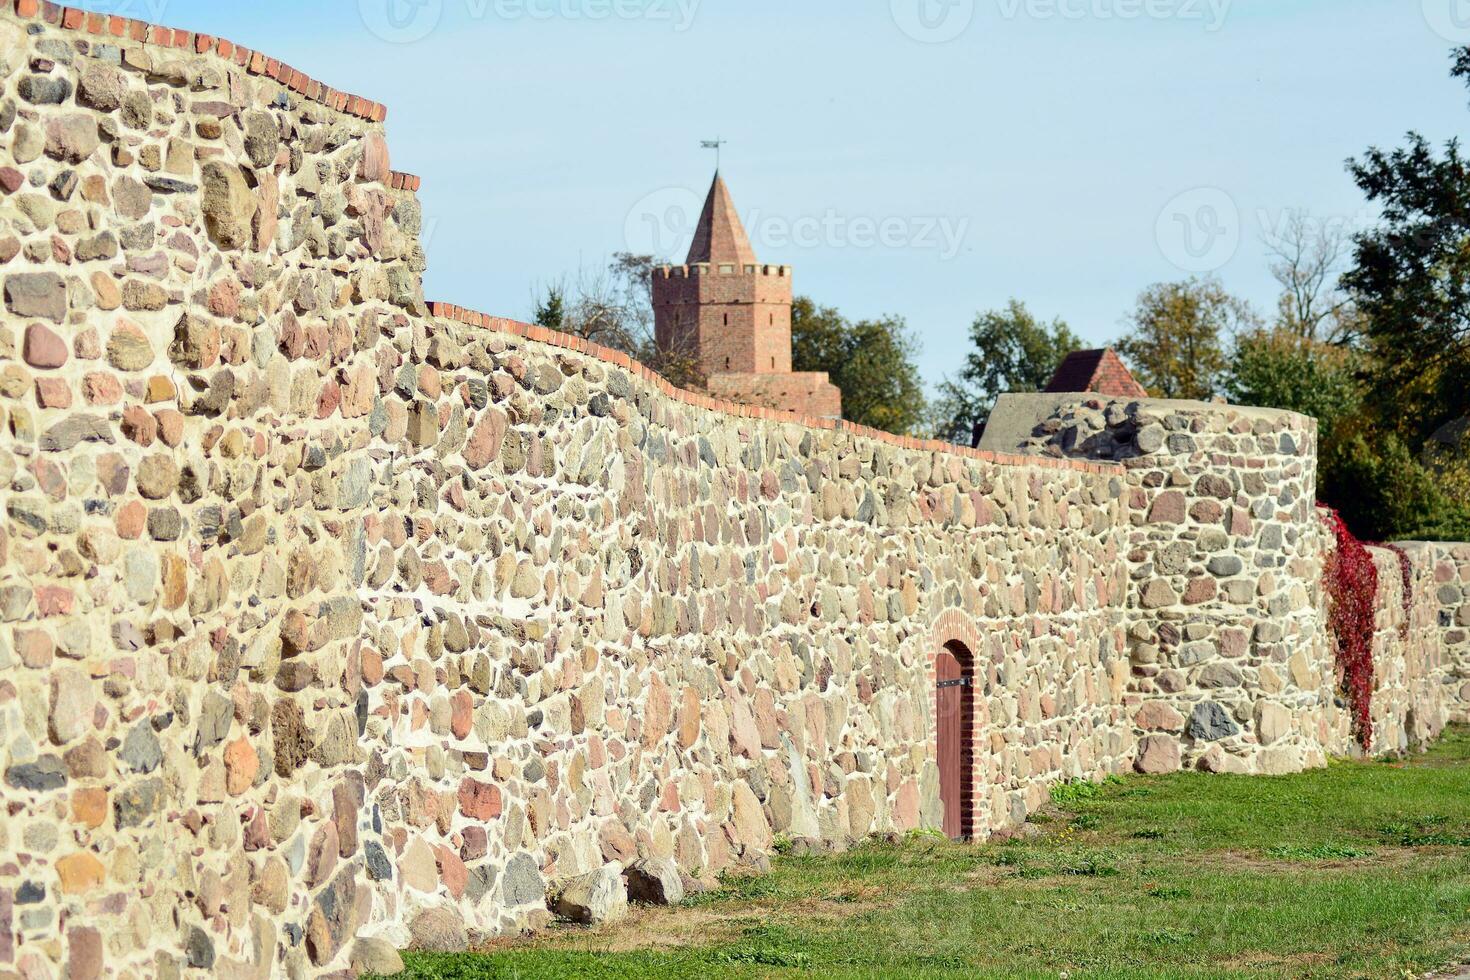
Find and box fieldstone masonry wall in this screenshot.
[0,7,1137,977]
[983,394,1458,770]
[1423,543,1470,721]
[0,5,1464,978]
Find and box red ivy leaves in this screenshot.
[1322,509,1378,751]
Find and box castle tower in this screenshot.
[653,173,842,419]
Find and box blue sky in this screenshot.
[111,0,1469,393]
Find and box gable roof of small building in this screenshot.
[1044,348,1149,398]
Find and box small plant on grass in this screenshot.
[1062,854,1120,877]
[771,834,794,855]
[1266,842,1375,861]
[1380,816,1470,847]
[712,924,813,969]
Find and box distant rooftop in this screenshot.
[1044,348,1149,399]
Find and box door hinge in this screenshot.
[936,678,971,690]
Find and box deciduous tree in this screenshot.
[1116,277,1256,400]
[931,299,1081,445]
[792,297,926,436]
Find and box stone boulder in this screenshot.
[1135,734,1181,774]
[623,858,684,906]
[350,937,404,976]
[200,161,257,250]
[552,864,628,925]
[408,908,467,953]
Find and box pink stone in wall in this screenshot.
[457,778,501,821]
[33,377,70,408]
[35,585,73,617]
[224,736,259,796]
[1135,735,1181,774]
[358,133,390,184]
[23,323,67,369]
[894,779,920,831]
[1148,491,1187,524]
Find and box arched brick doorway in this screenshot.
[935,639,975,840]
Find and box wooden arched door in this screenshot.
[935,641,973,840]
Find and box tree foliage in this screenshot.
[1117,277,1257,400]
[792,297,927,436]
[932,299,1081,445]
[1225,330,1363,446]
[1342,48,1470,444]
[531,252,705,391]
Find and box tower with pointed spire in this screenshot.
[652,173,842,419]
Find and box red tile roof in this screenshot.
[1044,348,1149,398]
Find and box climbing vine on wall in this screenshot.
[1322,509,1378,751]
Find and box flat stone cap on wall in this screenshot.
[978,392,1318,455]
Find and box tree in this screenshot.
[1116,277,1257,400]
[791,297,927,436]
[1261,209,1361,344]
[1224,329,1363,445]
[1326,427,1470,542]
[931,299,1081,445]
[1342,48,1470,443]
[532,284,566,330]
[531,253,704,390]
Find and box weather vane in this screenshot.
[700,137,727,170]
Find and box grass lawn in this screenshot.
[384,728,1470,979]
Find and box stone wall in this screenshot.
[981,393,1457,771]
[419,305,1134,923]
[0,4,1466,978]
[1419,542,1470,721]
[0,7,1134,976]
[1365,544,1448,755]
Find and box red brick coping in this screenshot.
[6,2,422,189]
[0,0,1104,479]
[429,302,1123,478]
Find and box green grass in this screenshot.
[381,728,1470,980]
